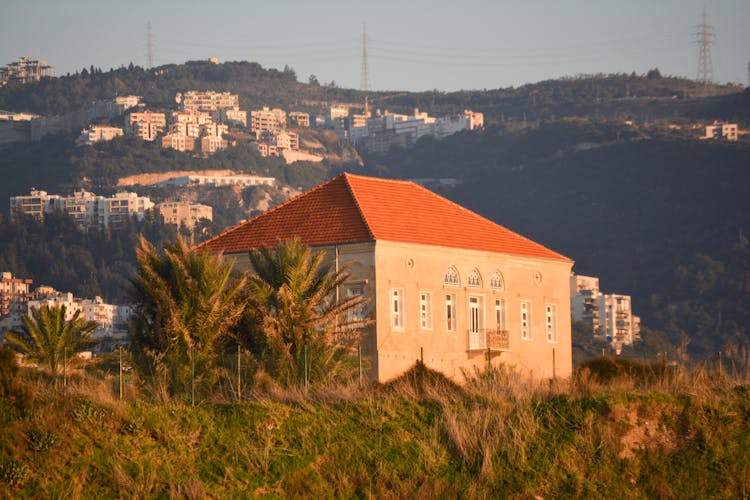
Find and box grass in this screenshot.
[0,357,749,497]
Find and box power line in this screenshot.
[360,22,372,92]
[694,8,715,88]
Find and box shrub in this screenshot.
[0,459,29,489]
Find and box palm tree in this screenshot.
[5,305,98,375]
[239,238,368,385]
[129,235,246,396]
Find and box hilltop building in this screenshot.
[201,173,574,383]
[0,272,33,320]
[177,91,239,113]
[126,111,166,141]
[154,173,276,188]
[156,201,213,230]
[288,112,310,128]
[250,107,287,137]
[76,125,124,145]
[0,57,54,86]
[570,274,640,352]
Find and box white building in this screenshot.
[10,189,153,230]
[156,201,213,229]
[154,173,276,188]
[570,274,641,352]
[703,122,738,141]
[76,125,124,145]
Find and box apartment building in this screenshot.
[161,132,196,152]
[156,201,213,229]
[288,111,310,127]
[259,130,299,150]
[570,274,640,352]
[126,111,166,141]
[199,134,228,154]
[0,57,55,85]
[76,125,124,145]
[250,107,286,137]
[178,91,239,113]
[10,189,153,230]
[215,108,247,127]
[0,272,33,319]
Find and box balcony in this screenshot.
[467,328,510,352]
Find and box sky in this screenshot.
[1,0,749,92]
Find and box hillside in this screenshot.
[1,360,748,497]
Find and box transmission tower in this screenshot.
[360,23,372,92]
[146,21,154,69]
[694,8,715,88]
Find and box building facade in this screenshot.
[126,111,166,141]
[178,91,239,113]
[0,57,54,85]
[0,272,33,319]
[250,107,287,137]
[156,201,213,229]
[570,274,641,352]
[76,125,124,145]
[703,122,739,141]
[201,174,574,382]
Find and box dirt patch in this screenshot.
[610,403,677,459]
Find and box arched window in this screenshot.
[467,269,482,288]
[444,266,459,286]
[490,271,505,291]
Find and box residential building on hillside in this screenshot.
[76,125,124,145]
[215,108,247,127]
[1,57,54,85]
[161,132,196,152]
[29,287,131,349]
[259,130,299,150]
[126,111,166,141]
[178,91,239,113]
[200,173,574,383]
[250,107,286,137]
[288,111,310,127]
[154,173,276,188]
[570,274,641,352]
[0,272,33,319]
[702,122,738,141]
[199,134,228,154]
[10,189,153,230]
[156,201,213,229]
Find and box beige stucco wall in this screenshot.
[224,239,573,384]
[372,240,573,382]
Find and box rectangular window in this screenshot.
[521,300,532,340]
[347,286,365,323]
[468,295,485,350]
[419,292,432,330]
[391,288,404,330]
[495,298,506,330]
[546,303,557,342]
[445,294,456,332]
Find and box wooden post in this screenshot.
[358,343,363,386]
[119,347,123,401]
[552,347,556,380]
[191,344,196,407]
[237,344,242,401]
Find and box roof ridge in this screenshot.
[196,174,345,250]
[341,173,376,240]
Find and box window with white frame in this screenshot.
[490,271,504,290]
[445,293,457,332]
[545,303,557,342]
[521,300,532,340]
[419,292,432,330]
[391,288,404,330]
[468,295,484,334]
[495,298,506,330]
[444,266,459,286]
[467,269,482,288]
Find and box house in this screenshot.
[200,173,574,382]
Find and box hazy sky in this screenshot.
[2,0,748,92]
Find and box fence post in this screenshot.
[358,343,362,387]
[487,347,491,372]
[718,351,723,377]
[552,347,556,380]
[237,344,242,401]
[63,347,67,389]
[119,347,123,401]
[420,347,424,364]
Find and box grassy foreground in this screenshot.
[0,361,749,498]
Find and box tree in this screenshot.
[129,235,246,396]
[5,305,98,375]
[237,238,367,386]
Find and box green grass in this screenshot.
[0,360,749,498]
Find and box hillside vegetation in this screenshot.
[0,355,748,497]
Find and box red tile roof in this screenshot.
[199,173,571,262]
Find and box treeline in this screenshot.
[0,212,177,303]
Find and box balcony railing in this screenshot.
[467,328,510,351]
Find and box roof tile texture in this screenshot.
[200,173,570,262]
